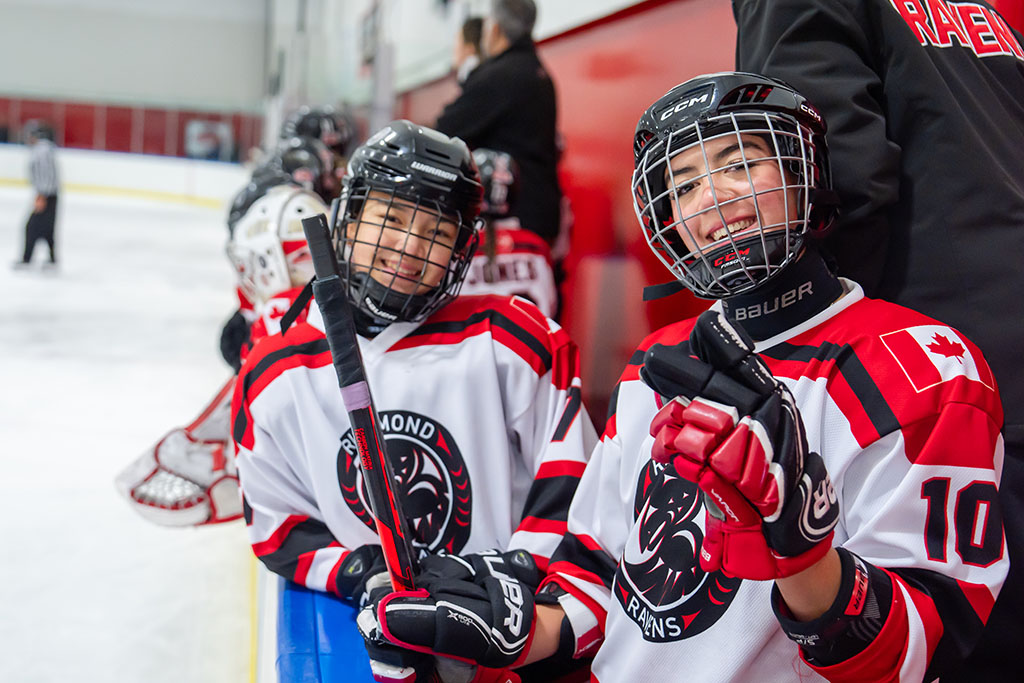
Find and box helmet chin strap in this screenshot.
[720,247,843,341]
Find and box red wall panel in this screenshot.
[16,99,58,135]
[0,97,11,142]
[104,106,133,153]
[142,108,168,156]
[63,102,96,149]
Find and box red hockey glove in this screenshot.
[640,310,839,580]
[361,549,539,671]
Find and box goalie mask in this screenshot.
[332,120,483,324]
[226,168,298,237]
[632,72,835,299]
[228,185,328,304]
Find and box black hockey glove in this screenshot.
[640,309,839,580]
[336,544,390,607]
[219,309,251,371]
[359,549,540,670]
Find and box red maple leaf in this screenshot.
[926,333,966,364]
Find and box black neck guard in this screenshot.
[721,249,842,341]
[352,305,390,339]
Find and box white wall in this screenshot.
[0,143,250,208]
[269,0,645,109]
[0,0,268,112]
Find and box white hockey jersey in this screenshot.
[232,293,597,596]
[459,223,558,319]
[543,282,1007,682]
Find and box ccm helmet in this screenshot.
[228,185,328,305]
[333,120,483,323]
[632,71,835,299]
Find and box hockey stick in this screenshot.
[301,212,419,592]
[302,212,520,683]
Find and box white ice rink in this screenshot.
[0,185,252,682]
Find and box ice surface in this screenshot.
[0,186,251,682]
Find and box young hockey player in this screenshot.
[459,147,558,318]
[231,121,596,675]
[281,104,358,172]
[362,73,1007,682]
[115,185,327,526]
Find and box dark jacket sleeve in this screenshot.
[435,66,510,145]
[732,0,902,295]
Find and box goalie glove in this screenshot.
[114,427,242,526]
[640,309,839,580]
[363,549,540,670]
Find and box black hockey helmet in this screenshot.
[281,105,357,158]
[332,120,484,324]
[271,135,340,203]
[226,167,299,237]
[632,71,836,299]
[471,148,519,219]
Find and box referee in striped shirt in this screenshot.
[16,121,60,268]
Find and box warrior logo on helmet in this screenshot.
[614,459,742,642]
[337,410,472,554]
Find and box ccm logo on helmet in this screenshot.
[411,161,458,182]
[799,103,822,123]
[659,92,710,121]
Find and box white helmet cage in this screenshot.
[632,73,833,299]
[227,185,328,304]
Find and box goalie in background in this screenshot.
[115,185,328,527]
[365,73,1008,681]
[232,120,597,680]
[458,147,558,318]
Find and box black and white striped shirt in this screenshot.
[28,139,59,196]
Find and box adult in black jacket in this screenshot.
[435,0,561,244]
[733,1,1024,680]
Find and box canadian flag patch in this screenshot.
[880,326,994,393]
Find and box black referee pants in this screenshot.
[21,194,58,264]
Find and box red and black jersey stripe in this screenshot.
[519,458,587,536]
[888,566,992,681]
[250,512,338,587]
[232,327,331,447]
[548,532,618,590]
[391,296,565,382]
[761,340,902,443]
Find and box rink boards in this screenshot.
[253,563,375,683]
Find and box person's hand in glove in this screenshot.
[336,544,391,607]
[357,549,539,675]
[640,309,840,581]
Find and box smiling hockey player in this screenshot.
[232,120,596,679]
[364,73,1008,682]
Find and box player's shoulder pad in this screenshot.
[618,317,699,384]
[237,319,330,402]
[392,294,569,378]
[802,297,1002,424]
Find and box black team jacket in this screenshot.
[436,36,562,244]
